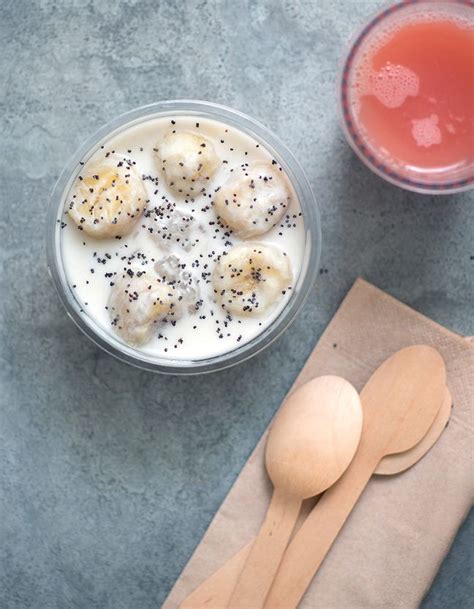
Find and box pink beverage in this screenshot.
[340,1,474,193]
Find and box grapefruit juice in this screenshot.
[341,1,474,192]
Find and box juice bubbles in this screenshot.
[341,1,474,193]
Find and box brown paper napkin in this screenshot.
[163,278,474,609]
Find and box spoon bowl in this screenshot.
[375,386,451,475]
[266,376,363,498]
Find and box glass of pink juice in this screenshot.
[339,0,474,194]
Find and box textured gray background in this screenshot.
[0,1,472,608]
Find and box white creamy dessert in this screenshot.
[60,116,306,361]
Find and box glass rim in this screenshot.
[338,0,474,195]
[46,99,322,375]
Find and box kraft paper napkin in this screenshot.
[163,278,474,609]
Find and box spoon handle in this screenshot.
[227,488,301,609]
[263,447,380,609]
[179,502,319,609]
[180,542,251,609]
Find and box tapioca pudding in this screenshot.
[60,115,306,360]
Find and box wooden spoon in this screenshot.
[263,344,446,609]
[226,376,362,609]
[375,386,451,475]
[180,346,446,609]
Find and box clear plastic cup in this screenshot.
[47,100,321,374]
[338,0,474,194]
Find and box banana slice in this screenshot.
[67,157,147,239]
[214,163,291,238]
[157,131,220,196]
[213,243,292,316]
[108,272,177,346]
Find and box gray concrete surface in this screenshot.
[0,1,472,607]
